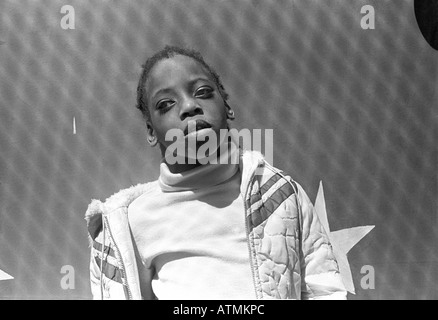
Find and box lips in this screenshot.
[183,120,212,136]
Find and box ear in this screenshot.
[146,121,158,147]
[224,101,235,120]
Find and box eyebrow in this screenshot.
[151,77,213,101]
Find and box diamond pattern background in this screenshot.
[0,0,436,299]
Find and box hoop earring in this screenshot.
[147,137,157,146]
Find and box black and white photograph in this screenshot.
[0,0,437,303]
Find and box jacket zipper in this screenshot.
[103,216,133,300]
[242,169,260,299]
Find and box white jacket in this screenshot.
[85,150,347,299]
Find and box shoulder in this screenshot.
[259,160,300,193]
[103,181,160,212]
[259,159,315,210]
[85,181,158,217]
[84,181,159,240]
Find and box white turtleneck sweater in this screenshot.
[128,147,255,300]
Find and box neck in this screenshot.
[158,141,240,192]
[165,160,204,174]
[159,144,221,174]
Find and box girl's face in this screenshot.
[145,54,230,152]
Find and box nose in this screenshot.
[179,96,203,121]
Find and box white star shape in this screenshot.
[0,268,13,281]
[314,181,374,294]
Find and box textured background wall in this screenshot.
[0,0,436,299]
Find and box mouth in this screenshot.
[183,120,212,136]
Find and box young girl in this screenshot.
[85,45,346,300]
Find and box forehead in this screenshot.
[146,55,212,95]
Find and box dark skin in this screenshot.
[145,55,235,173]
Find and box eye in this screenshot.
[195,86,214,99]
[156,99,175,114]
